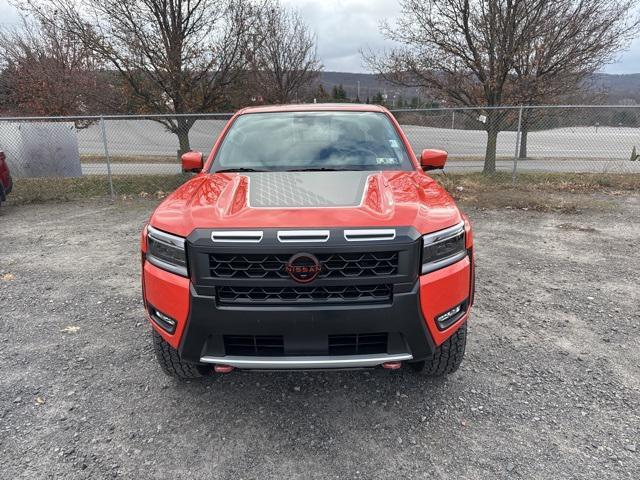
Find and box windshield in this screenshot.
[210,111,413,172]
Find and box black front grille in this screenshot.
[224,335,284,356]
[223,333,388,356]
[217,284,393,305]
[328,333,388,355]
[209,252,398,279]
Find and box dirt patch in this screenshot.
[0,194,639,479]
[5,174,190,204]
[437,171,640,193]
[437,172,640,213]
[7,171,640,210]
[456,189,587,213]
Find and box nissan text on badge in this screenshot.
[141,104,475,378]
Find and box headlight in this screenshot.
[421,221,466,274]
[146,226,188,277]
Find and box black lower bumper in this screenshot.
[178,280,437,364]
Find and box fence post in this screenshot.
[100,115,115,200]
[512,106,524,184]
[451,110,455,129]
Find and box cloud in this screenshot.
[604,37,640,74]
[2,0,638,74]
[0,0,22,26]
[284,0,640,75]
[281,0,402,72]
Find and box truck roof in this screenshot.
[236,103,388,115]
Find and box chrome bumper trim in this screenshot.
[200,353,413,369]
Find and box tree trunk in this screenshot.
[519,128,528,159]
[518,113,529,159]
[483,116,499,173]
[176,117,192,158]
[177,129,191,157]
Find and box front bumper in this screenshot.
[199,353,414,369]
[143,253,473,368]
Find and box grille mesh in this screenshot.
[224,335,284,356]
[209,252,398,279]
[328,333,388,355]
[217,284,392,305]
[222,333,389,356]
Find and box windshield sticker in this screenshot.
[388,139,399,148]
[376,157,398,165]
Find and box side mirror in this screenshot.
[181,151,203,173]
[420,149,448,171]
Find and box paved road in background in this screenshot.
[4,117,639,175]
[74,119,640,159]
[400,125,640,160]
[72,120,640,174]
[78,119,229,157]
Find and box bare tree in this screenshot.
[511,0,639,158]
[20,0,263,155]
[0,17,113,118]
[250,1,321,104]
[364,0,639,173]
[364,0,548,172]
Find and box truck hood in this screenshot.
[149,170,462,237]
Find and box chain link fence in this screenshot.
[393,105,640,178]
[0,113,232,201]
[1,106,639,202]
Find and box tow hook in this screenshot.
[382,361,402,370]
[214,364,235,373]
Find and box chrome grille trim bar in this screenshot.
[277,230,330,243]
[344,229,397,241]
[210,231,263,243]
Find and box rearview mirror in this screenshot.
[420,149,448,171]
[181,151,203,173]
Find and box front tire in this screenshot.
[410,322,467,376]
[152,329,207,379]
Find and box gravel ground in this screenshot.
[1,195,639,479]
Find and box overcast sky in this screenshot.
[2,0,639,74]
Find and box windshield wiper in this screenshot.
[214,167,267,173]
[286,167,362,172]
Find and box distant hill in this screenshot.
[589,73,640,103]
[320,71,640,106]
[318,72,423,105]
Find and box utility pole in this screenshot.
[100,115,115,201]
[512,106,524,184]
